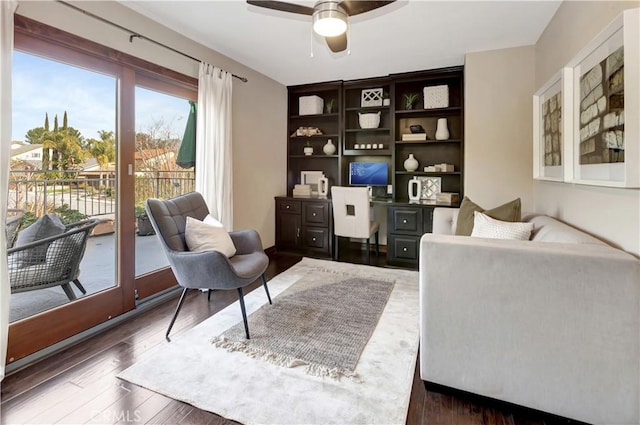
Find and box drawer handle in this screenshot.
[312,237,316,241]
[286,205,290,209]
[312,212,317,216]
[403,247,408,252]
[403,219,407,224]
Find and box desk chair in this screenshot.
[331,186,380,264]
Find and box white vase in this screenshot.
[404,153,419,172]
[323,139,336,155]
[408,177,422,201]
[435,118,450,140]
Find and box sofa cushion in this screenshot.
[185,215,236,257]
[455,197,522,236]
[526,215,606,245]
[13,214,65,267]
[471,212,534,240]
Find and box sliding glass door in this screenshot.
[6,18,197,364]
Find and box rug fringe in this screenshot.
[210,336,362,382]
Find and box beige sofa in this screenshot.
[420,208,640,425]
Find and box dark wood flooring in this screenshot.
[1,251,583,425]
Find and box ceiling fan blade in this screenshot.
[246,0,314,16]
[338,0,396,16]
[325,33,348,53]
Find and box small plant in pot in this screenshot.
[403,93,419,110]
[135,202,155,236]
[382,91,391,106]
[303,141,314,156]
[325,98,335,114]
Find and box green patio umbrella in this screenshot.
[176,101,196,169]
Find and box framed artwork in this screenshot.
[565,8,639,187]
[300,170,324,193]
[533,70,568,181]
[416,176,441,200]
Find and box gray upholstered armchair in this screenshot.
[145,192,271,340]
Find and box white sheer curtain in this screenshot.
[1,0,18,382]
[195,63,233,229]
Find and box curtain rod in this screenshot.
[56,0,248,83]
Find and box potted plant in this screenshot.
[403,93,419,110]
[135,202,155,236]
[382,91,391,106]
[303,141,314,156]
[325,99,335,114]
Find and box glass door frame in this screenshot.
[7,15,197,363]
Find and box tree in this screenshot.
[87,130,115,169]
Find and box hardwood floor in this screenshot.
[2,252,583,425]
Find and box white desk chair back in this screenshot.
[330,186,380,264]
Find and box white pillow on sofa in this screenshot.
[470,211,534,241]
[185,215,236,257]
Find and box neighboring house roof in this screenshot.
[79,157,115,173]
[10,143,43,157]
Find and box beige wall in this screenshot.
[15,1,287,247]
[464,46,535,212]
[534,1,640,256]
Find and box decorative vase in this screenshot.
[435,118,450,140]
[318,177,329,197]
[383,98,391,106]
[408,177,422,202]
[303,145,313,156]
[404,153,419,172]
[323,139,336,155]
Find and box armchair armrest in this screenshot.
[419,233,640,424]
[229,229,264,255]
[165,249,249,290]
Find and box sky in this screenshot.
[12,51,190,142]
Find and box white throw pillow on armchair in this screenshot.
[470,211,534,241]
[185,215,236,257]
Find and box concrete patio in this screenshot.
[9,231,169,322]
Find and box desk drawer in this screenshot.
[303,202,329,227]
[278,199,301,213]
[389,207,423,235]
[303,226,329,253]
[388,234,420,262]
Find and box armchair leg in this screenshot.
[237,287,250,339]
[61,283,77,301]
[375,230,380,256]
[73,279,87,294]
[166,288,189,341]
[261,274,272,305]
[366,238,371,264]
[207,289,212,301]
[334,235,339,261]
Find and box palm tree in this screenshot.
[88,130,116,186]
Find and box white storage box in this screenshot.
[358,111,381,129]
[423,85,449,109]
[299,95,324,115]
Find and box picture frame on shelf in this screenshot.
[565,8,639,188]
[300,171,325,193]
[416,176,441,200]
[533,69,567,182]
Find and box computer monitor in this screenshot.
[349,162,389,186]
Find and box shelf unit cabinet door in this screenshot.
[423,206,434,233]
[276,212,301,251]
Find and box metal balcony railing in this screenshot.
[7,170,195,217]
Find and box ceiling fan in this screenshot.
[247,1,396,53]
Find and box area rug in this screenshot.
[118,258,419,424]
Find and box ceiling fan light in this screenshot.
[313,4,347,37]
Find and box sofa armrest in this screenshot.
[419,234,640,424]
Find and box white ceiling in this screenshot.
[120,0,562,86]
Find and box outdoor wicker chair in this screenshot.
[5,209,25,248]
[8,218,100,301]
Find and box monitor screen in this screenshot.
[349,162,388,186]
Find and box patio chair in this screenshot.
[8,218,101,301]
[5,209,25,248]
[145,192,271,340]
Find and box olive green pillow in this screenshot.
[455,197,522,236]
